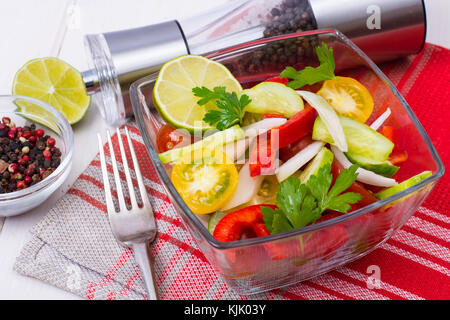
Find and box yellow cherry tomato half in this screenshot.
[317,76,374,123]
[171,148,239,214]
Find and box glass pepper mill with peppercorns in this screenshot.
[81,0,426,125]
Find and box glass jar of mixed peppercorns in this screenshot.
[0,117,62,193]
[221,0,318,80]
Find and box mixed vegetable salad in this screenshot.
[152,43,431,244]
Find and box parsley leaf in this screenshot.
[279,42,338,90]
[308,164,362,213]
[192,86,251,131]
[271,209,293,234]
[261,162,363,235]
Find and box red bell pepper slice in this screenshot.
[261,113,285,119]
[249,106,317,177]
[378,126,408,166]
[272,105,317,150]
[213,204,277,242]
[389,150,408,165]
[249,131,278,177]
[279,135,314,163]
[264,76,289,85]
[380,125,395,143]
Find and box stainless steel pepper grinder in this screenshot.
[82,0,426,125]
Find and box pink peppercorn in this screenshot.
[46,138,56,147]
[8,163,18,173]
[35,128,45,137]
[16,180,26,189]
[24,176,32,185]
[43,150,52,158]
[28,135,37,143]
[22,131,32,139]
[24,167,34,176]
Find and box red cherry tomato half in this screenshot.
[156,124,193,153]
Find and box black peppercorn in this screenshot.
[36,140,45,150]
[43,159,51,169]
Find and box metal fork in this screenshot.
[97,127,158,300]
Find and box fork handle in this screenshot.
[132,242,158,300]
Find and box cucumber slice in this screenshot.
[242,82,304,118]
[375,171,432,199]
[299,147,334,183]
[312,115,394,162]
[346,153,399,178]
[208,211,228,234]
[241,112,263,127]
[158,125,244,163]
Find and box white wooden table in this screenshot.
[0,0,448,300]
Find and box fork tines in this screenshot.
[97,127,149,214]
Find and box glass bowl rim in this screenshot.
[0,94,74,201]
[130,29,445,250]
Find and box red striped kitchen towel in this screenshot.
[14,43,449,300]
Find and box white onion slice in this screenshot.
[296,90,348,152]
[243,117,287,138]
[330,146,398,187]
[222,137,251,163]
[275,141,325,182]
[370,108,392,131]
[222,162,264,210]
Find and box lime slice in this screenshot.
[242,82,304,118]
[12,57,90,125]
[153,55,242,132]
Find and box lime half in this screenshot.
[153,55,242,132]
[12,57,90,125]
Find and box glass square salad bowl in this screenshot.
[130,29,444,295]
